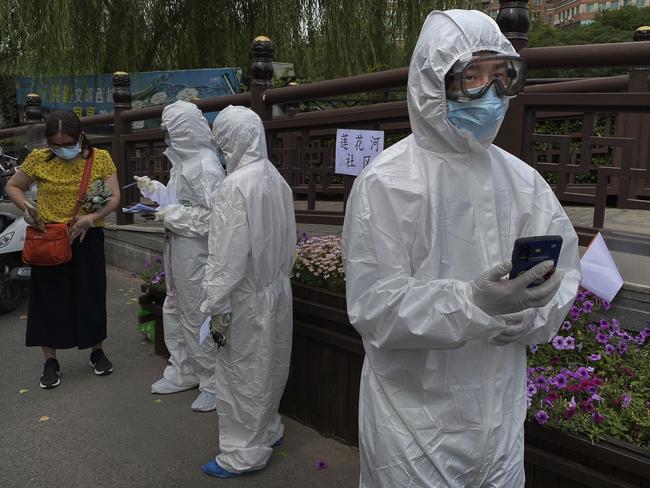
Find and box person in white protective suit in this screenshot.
[134,100,225,412]
[199,105,296,479]
[342,10,582,488]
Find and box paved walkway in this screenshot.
[0,266,359,488]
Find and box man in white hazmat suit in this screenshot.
[134,100,225,412]
[199,105,296,478]
[342,10,581,488]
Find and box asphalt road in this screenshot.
[0,265,359,488]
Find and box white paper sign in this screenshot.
[199,317,211,345]
[580,233,624,303]
[335,129,384,176]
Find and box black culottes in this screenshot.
[26,228,107,349]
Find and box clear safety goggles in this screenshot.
[446,55,527,101]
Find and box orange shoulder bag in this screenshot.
[22,151,95,267]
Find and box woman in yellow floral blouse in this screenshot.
[6,109,120,389]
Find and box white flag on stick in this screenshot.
[580,233,624,303]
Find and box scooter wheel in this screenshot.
[0,255,23,314]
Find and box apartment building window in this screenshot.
[599,2,606,10]
[587,2,595,11]
[534,0,542,5]
[611,0,619,8]
[637,0,645,6]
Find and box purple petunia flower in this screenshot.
[599,318,610,330]
[618,342,629,356]
[587,353,601,361]
[529,344,538,354]
[555,374,569,389]
[563,406,577,420]
[527,384,538,397]
[605,344,616,355]
[602,300,612,310]
[575,367,591,380]
[612,318,620,328]
[534,376,548,390]
[534,410,549,425]
[592,412,606,424]
[577,290,588,301]
[596,332,609,344]
[552,336,565,350]
[563,336,575,350]
[622,395,632,408]
[591,393,603,402]
[561,321,572,331]
[570,306,582,321]
[154,255,162,264]
[582,300,594,313]
[315,460,328,470]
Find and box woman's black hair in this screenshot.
[44,109,92,160]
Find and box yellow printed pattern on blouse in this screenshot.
[20,148,117,225]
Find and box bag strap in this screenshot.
[70,149,95,219]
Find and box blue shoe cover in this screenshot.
[271,437,284,448]
[202,460,240,479]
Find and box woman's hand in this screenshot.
[69,214,94,243]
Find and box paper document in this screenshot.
[122,204,159,214]
[580,233,624,303]
[199,317,211,345]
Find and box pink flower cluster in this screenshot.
[292,234,346,293]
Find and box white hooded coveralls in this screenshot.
[342,10,581,488]
[140,100,225,393]
[201,106,297,473]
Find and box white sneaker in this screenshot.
[151,377,197,394]
[191,391,217,412]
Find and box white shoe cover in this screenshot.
[191,391,217,412]
[151,377,197,394]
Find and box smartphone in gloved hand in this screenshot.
[509,236,563,287]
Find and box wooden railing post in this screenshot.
[497,0,530,52]
[112,71,133,225]
[250,36,274,122]
[25,93,43,125]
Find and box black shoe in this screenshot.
[89,349,113,376]
[40,358,61,389]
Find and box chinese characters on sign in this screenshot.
[335,129,384,176]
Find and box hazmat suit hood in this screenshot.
[162,100,218,165]
[408,10,517,153]
[212,105,268,175]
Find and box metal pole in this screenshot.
[497,0,530,52]
[112,71,133,225]
[250,36,274,121]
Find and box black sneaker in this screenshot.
[40,358,61,389]
[89,349,113,376]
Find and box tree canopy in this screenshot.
[0,0,475,80]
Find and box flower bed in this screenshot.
[289,233,650,484]
[135,255,169,357]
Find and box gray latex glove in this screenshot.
[468,260,563,316]
[210,312,232,334]
[133,175,156,194]
[491,310,533,346]
[23,200,44,231]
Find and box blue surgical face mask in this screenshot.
[49,142,81,161]
[446,86,506,143]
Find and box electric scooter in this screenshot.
[0,147,31,313]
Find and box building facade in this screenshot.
[484,0,650,28]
